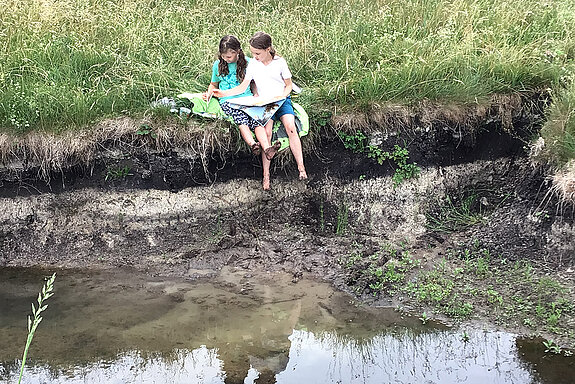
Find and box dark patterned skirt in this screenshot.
[220,102,262,131]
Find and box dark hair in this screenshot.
[249,31,276,58]
[218,35,248,82]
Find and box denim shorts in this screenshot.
[272,96,294,121]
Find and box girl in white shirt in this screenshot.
[214,32,308,190]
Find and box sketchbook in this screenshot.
[228,95,285,107]
[227,97,286,127]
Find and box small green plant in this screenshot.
[486,288,503,306]
[543,339,562,354]
[523,318,535,327]
[18,273,56,384]
[367,144,421,186]
[461,331,470,342]
[340,243,420,296]
[338,131,367,153]
[136,124,158,139]
[445,300,474,319]
[419,311,429,324]
[315,110,332,129]
[319,200,325,232]
[105,165,131,181]
[338,133,420,187]
[342,249,363,269]
[336,202,349,235]
[209,212,225,244]
[475,257,490,277]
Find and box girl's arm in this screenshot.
[203,82,219,101]
[212,77,250,98]
[281,78,293,98]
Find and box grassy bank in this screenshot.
[339,241,575,351]
[1,0,573,135]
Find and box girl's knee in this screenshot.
[286,127,298,136]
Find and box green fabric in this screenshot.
[177,92,231,121]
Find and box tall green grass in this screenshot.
[538,82,575,166]
[1,0,574,133]
[18,273,56,384]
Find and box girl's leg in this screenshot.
[255,121,280,161]
[280,114,307,179]
[258,121,275,190]
[238,124,260,155]
[254,125,269,149]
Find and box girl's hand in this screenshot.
[202,90,213,101]
[212,89,225,98]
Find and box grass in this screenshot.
[426,193,485,233]
[1,0,574,136]
[340,240,575,348]
[18,273,56,384]
[339,243,421,295]
[535,82,575,177]
[406,246,575,345]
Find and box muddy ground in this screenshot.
[1,96,575,349]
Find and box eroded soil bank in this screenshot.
[1,95,575,350]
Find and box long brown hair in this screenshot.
[218,35,248,82]
[249,31,276,58]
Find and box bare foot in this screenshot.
[298,166,308,180]
[250,142,261,156]
[264,141,281,160]
[262,176,270,191]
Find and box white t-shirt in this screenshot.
[245,56,292,99]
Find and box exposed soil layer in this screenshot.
[1,94,574,348]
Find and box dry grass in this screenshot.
[551,160,575,206]
[0,117,234,180]
[331,92,529,135]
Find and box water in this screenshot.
[0,267,573,384]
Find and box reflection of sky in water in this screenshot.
[277,329,534,384]
[1,329,537,384]
[3,347,225,384]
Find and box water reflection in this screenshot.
[0,267,573,383]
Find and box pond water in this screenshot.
[0,267,573,384]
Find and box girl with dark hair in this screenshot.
[214,31,307,186]
[204,35,272,158]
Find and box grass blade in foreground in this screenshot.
[17,273,56,384]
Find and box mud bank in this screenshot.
[1,155,573,274]
[1,95,575,348]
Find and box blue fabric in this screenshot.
[272,96,294,121]
[211,59,252,103]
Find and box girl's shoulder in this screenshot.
[272,56,288,65]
